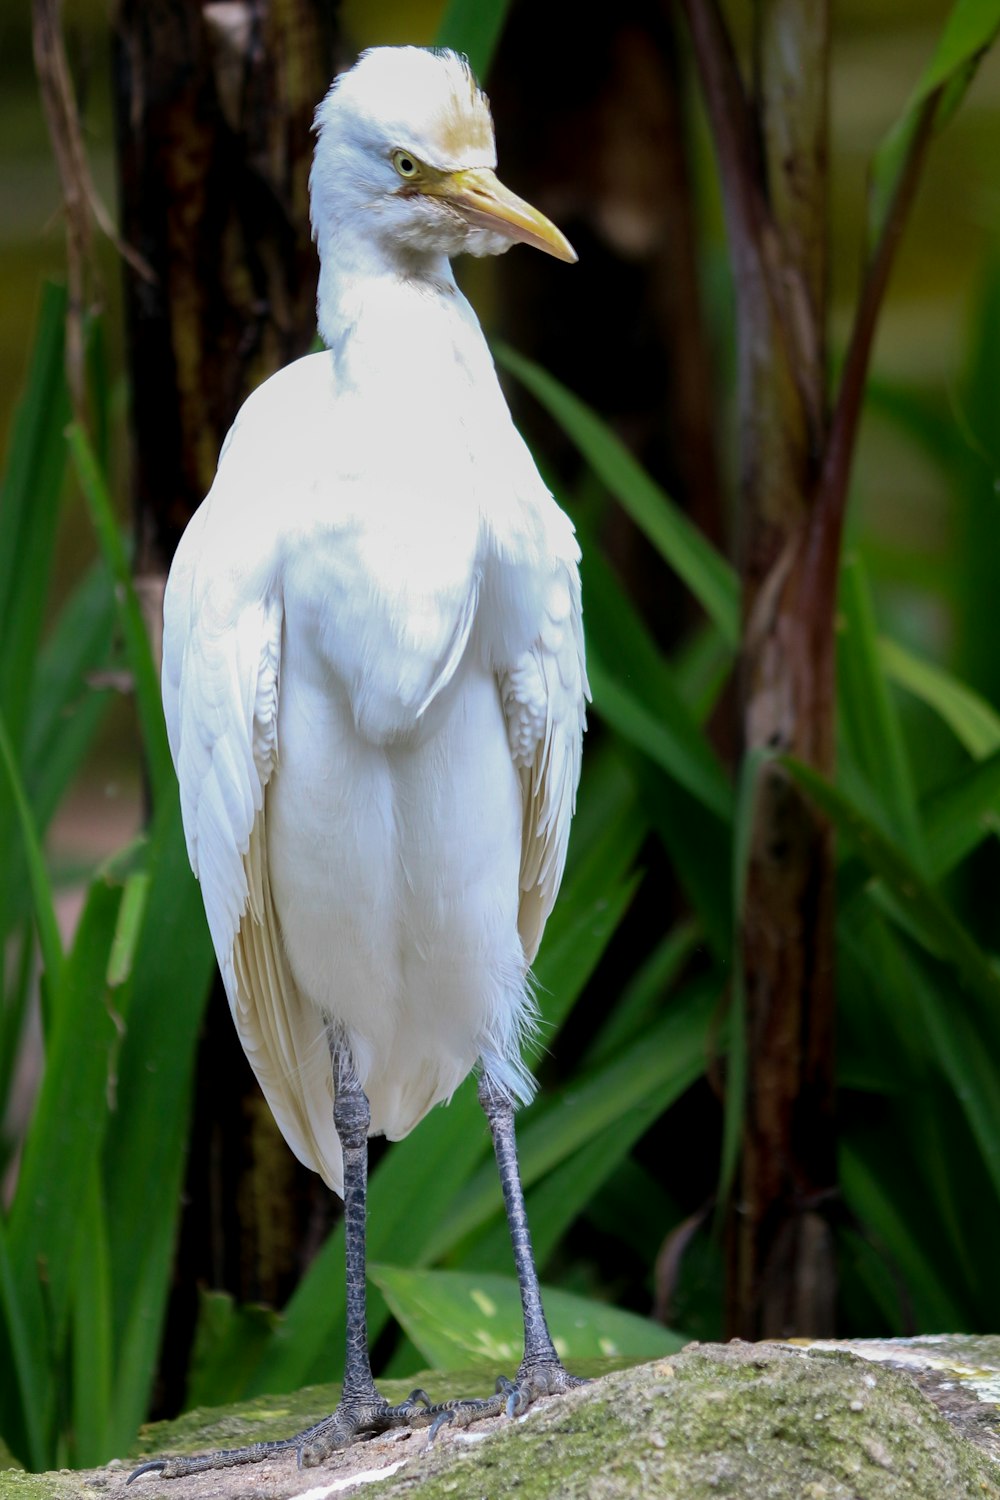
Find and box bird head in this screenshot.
[310,47,576,268]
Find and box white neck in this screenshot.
[316,219,457,345]
[313,223,503,427]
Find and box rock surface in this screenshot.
[3,1339,1000,1499]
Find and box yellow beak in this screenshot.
[428,167,577,264]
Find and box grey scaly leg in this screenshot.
[128,1032,436,1483]
[482,1074,584,1408]
[427,1075,584,1438]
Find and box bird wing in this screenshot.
[162,488,343,1194]
[501,559,588,964]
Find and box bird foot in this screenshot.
[127,1364,585,1481]
[429,1358,586,1437]
[126,1388,436,1482]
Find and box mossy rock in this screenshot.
[3,1342,999,1499]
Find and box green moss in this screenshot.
[5,1345,1000,1499]
[361,1346,1000,1500]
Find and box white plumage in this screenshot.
[161,45,586,1201]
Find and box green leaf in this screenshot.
[369,1265,684,1370]
[913,0,1000,94]
[497,345,739,646]
[70,1170,113,1465]
[840,1139,968,1331]
[24,561,116,833]
[100,809,215,1442]
[839,557,926,867]
[589,658,733,821]
[577,529,733,819]
[68,424,173,806]
[434,0,512,79]
[423,982,720,1263]
[520,1102,667,1271]
[900,939,1000,1205]
[0,708,65,1000]
[584,919,701,1066]
[922,747,1000,877]
[106,870,151,988]
[531,759,648,1030]
[879,637,1000,759]
[869,0,1000,252]
[5,876,124,1457]
[637,756,732,960]
[185,1291,280,1409]
[0,1217,47,1471]
[0,282,70,751]
[785,756,1000,1035]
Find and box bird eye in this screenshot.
[392,150,419,180]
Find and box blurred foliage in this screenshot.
[2,0,1000,1477]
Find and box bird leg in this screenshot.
[427,1074,584,1438]
[127,1055,582,1482]
[128,1034,438,1483]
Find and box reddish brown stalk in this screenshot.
[680,0,946,1339]
[805,89,942,618]
[32,0,153,417]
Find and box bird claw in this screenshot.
[126,1388,437,1482]
[126,1368,584,1480]
[424,1360,585,1436]
[505,1359,587,1417]
[296,1389,435,1467]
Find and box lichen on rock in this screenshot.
[4,1342,1000,1500]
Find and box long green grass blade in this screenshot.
[786,755,1000,1033]
[25,561,116,833]
[837,746,1000,939]
[0,1217,47,1471]
[868,0,1000,253]
[589,658,732,821]
[0,921,35,1166]
[901,939,1000,1205]
[106,870,151,988]
[839,557,926,867]
[0,1212,48,1470]
[465,1088,672,1276]
[579,528,733,789]
[498,345,740,646]
[434,0,512,78]
[584,919,701,1066]
[953,257,1000,703]
[184,1291,280,1410]
[71,1170,113,1465]
[101,811,215,1443]
[424,983,719,1262]
[0,282,70,751]
[636,756,732,960]
[7,878,122,1361]
[922,747,1000,876]
[0,708,65,999]
[879,636,1000,758]
[840,1140,969,1331]
[68,424,172,805]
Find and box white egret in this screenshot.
[132,45,586,1479]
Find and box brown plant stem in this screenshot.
[32,0,153,419]
[681,0,945,1338]
[805,90,942,618]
